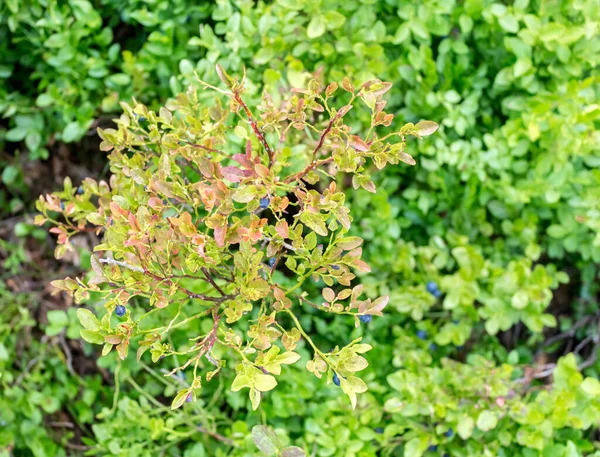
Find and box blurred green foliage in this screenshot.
[2,0,600,456]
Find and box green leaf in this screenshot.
[171,389,190,410]
[307,16,326,39]
[47,310,68,327]
[254,374,277,392]
[62,121,85,143]
[324,11,346,30]
[457,415,475,439]
[547,225,567,238]
[514,57,532,77]
[580,378,600,396]
[337,237,363,250]
[511,290,529,310]
[499,14,519,33]
[281,446,306,457]
[80,330,104,344]
[77,308,100,331]
[476,410,498,432]
[252,425,281,456]
[404,437,428,457]
[107,73,131,86]
[414,120,438,136]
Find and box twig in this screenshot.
[574,335,594,355]
[232,91,274,167]
[48,421,75,428]
[100,258,233,303]
[283,157,334,184]
[201,267,227,296]
[197,425,235,446]
[578,335,600,370]
[311,110,343,161]
[537,311,600,355]
[58,332,76,377]
[182,140,222,155]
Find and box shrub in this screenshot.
[0,0,213,159]
[38,67,438,411]
[5,0,600,456]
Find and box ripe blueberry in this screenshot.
[331,265,340,270]
[259,197,270,209]
[268,257,276,268]
[417,330,427,340]
[359,314,372,323]
[444,428,454,438]
[333,373,341,386]
[115,305,126,317]
[375,427,384,434]
[428,445,438,452]
[77,186,84,194]
[426,281,442,298]
[429,343,437,351]
[60,202,65,210]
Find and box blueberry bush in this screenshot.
[38,67,437,412]
[2,0,600,456]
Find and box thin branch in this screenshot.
[58,332,76,377]
[311,110,343,161]
[232,91,274,167]
[283,157,334,184]
[197,425,234,446]
[201,267,227,296]
[537,311,600,355]
[100,258,233,303]
[182,140,222,155]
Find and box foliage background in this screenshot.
[1,0,600,456]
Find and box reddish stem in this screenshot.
[233,92,274,167]
[284,157,334,184]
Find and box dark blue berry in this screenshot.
[331,265,340,270]
[429,343,437,351]
[115,305,126,317]
[60,202,65,210]
[139,116,147,123]
[428,445,438,452]
[268,257,276,268]
[259,197,270,209]
[426,281,441,297]
[375,427,384,434]
[333,373,341,386]
[443,454,450,457]
[456,345,464,350]
[417,330,427,340]
[185,392,193,403]
[77,186,84,194]
[359,314,372,323]
[444,428,454,438]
